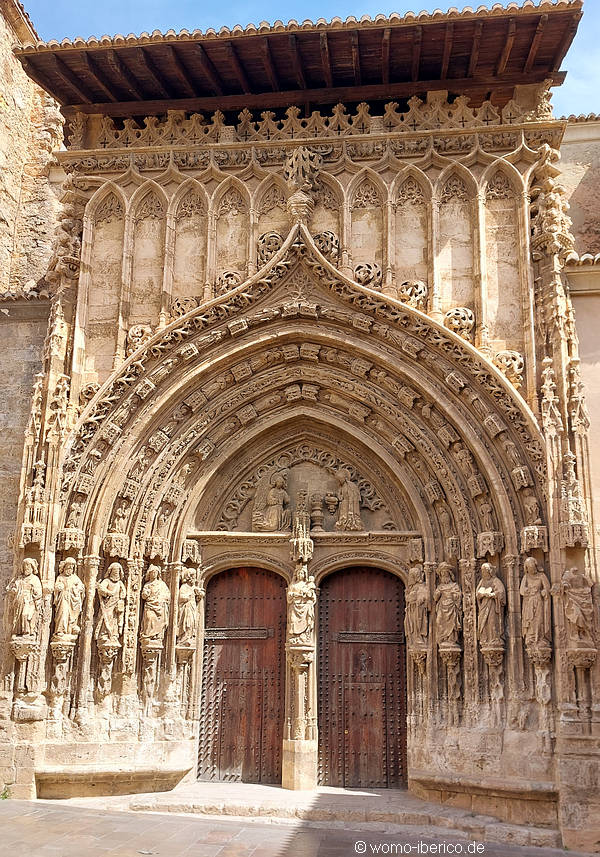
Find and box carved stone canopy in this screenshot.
[60,223,545,568]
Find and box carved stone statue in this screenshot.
[111,501,128,533]
[177,569,203,647]
[287,562,317,646]
[7,558,43,638]
[252,470,291,532]
[478,500,495,533]
[523,492,542,526]
[140,565,170,645]
[434,562,462,646]
[334,469,363,531]
[95,562,126,646]
[559,566,595,647]
[405,564,430,648]
[476,562,506,647]
[52,557,86,642]
[520,556,551,650]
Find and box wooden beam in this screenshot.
[193,44,223,96]
[19,56,68,104]
[48,54,94,103]
[524,14,548,74]
[468,21,483,77]
[65,70,567,118]
[225,42,251,93]
[551,11,583,72]
[411,26,422,82]
[166,45,197,97]
[288,35,306,90]
[381,28,391,86]
[106,49,145,100]
[138,47,174,99]
[350,31,362,87]
[261,38,279,91]
[441,22,454,80]
[79,52,118,102]
[320,32,333,88]
[496,18,516,75]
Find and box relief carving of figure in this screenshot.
[478,500,495,533]
[52,557,86,641]
[476,562,506,647]
[520,556,551,650]
[335,469,363,531]
[95,562,126,646]
[177,569,203,647]
[287,562,317,646]
[523,492,542,526]
[559,566,595,647]
[434,562,462,646]
[252,470,291,532]
[140,565,170,645]
[6,558,43,638]
[111,501,128,534]
[405,564,430,648]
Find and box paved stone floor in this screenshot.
[0,799,587,857]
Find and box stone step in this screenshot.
[126,787,563,851]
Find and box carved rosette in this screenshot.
[215,270,242,295]
[398,280,428,311]
[444,307,475,341]
[257,231,284,266]
[493,350,525,389]
[354,262,382,290]
[313,231,339,263]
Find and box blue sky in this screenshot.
[21,1,600,116]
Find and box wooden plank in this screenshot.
[441,22,454,80]
[551,11,582,72]
[20,56,68,104]
[351,31,362,87]
[261,38,279,91]
[320,32,333,88]
[138,47,174,99]
[524,14,548,74]
[468,21,483,77]
[411,26,422,82]
[226,42,251,93]
[65,70,567,117]
[166,45,197,97]
[496,18,516,76]
[193,44,223,96]
[288,35,306,90]
[381,28,391,85]
[106,49,145,100]
[79,52,118,102]
[48,54,94,103]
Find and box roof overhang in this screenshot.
[14,1,583,118]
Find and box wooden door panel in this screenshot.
[199,568,285,784]
[318,567,407,788]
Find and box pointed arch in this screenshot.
[168,179,209,303]
[435,162,478,203]
[347,166,389,209]
[347,168,388,273]
[435,163,477,315]
[86,181,128,224]
[128,180,168,330]
[311,171,344,248]
[392,167,432,291]
[211,175,251,285]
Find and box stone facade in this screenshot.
[0,1,599,853]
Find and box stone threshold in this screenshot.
[56,782,565,851]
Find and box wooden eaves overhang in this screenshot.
[14,1,583,118]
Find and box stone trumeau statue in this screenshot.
[140,565,171,644]
[52,557,86,642]
[434,562,462,646]
[520,556,552,650]
[287,561,317,646]
[405,564,430,648]
[6,558,43,639]
[95,562,126,646]
[476,562,506,647]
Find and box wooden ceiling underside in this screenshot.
[15,8,582,116]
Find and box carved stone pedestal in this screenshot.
[481,644,505,725]
[282,739,318,790]
[409,645,428,676]
[175,644,195,717]
[140,640,163,715]
[96,641,121,700]
[439,643,461,726]
[49,639,75,715]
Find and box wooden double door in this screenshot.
[198,567,286,783]
[318,566,407,788]
[198,564,407,789]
